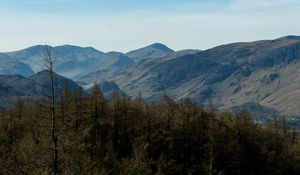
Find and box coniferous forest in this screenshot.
[1,84,300,175]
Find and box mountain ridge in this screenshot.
[1,36,300,116]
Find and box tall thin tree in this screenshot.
[44,45,59,175]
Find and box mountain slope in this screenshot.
[96,53,134,70]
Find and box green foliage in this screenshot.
[0,91,300,174]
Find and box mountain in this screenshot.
[2,45,108,78]
[3,36,300,116]
[0,43,177,79]
[0,55,34,77]
[0,71,82,110]
[126,43,175,62]
[77,36,300,115]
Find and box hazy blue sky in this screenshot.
[0,0,300,52]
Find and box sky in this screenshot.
[0,0,300,52]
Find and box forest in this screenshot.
[0,84,300,175]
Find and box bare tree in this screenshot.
[44,45,59,175]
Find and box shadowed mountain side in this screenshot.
[0,54,34,77]
[0,71,82,110]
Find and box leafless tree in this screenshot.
[44,45,59,175]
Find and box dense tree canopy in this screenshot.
[0,86,300,175]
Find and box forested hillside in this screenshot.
[0,85,300,175]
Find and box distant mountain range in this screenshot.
[0,43,177,79]
[1,36,300,118]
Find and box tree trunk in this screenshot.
[45,46,59,175]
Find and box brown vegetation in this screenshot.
[0,86,300,175]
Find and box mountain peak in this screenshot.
[148,43,173,50]
[126,43,174,62]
